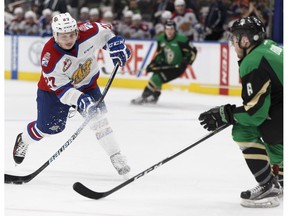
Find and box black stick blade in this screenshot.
[73,182,105,200]
[5,174,29,184]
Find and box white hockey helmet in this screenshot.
[51,13,78,37]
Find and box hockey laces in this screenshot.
[249,184,265,194]
[15,143,28,157]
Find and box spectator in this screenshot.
[67,0,79,20]
[112,0,129,20]
[89,8,102,23]
[39,8,53,37]
[102,10,121,35]
[204,0,227,41]
[122,0,141,15]
[8,7,25,34]
[22,10,39,35]
[78,7,90,22]
[172,0,198,40]
[5,10,14,34]
[30,1,43,19]
[99,0,113,17]
[152,0,175,25]
[186,0,201,20]
[43,0,67,13]
[119,10,133,38]
[241,0,269,28]
[154,10,172,37]
[124,13,152,39]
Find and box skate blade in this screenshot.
[241,197,280,208]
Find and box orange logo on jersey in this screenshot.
[72,58,92,84]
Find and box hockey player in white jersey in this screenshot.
[13,13,131,176]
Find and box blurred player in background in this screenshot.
[13,12,131,177]
[198,16,283,208]
[131,19,197,105]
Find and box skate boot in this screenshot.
[110,152,131,175]
[131,87,161,105]
[13,133,29,164]
[240,177,282,208]
[272,164,283,197]
[131,95,147,105]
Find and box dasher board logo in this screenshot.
[29,40,45,66]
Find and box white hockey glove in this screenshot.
[105,35,131,67]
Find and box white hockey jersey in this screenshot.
[38,22,115,107]
[172,8,198,38]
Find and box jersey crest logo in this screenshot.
[63,58,72,72]
[41,52,51,67]
[79,22,93,31]
[72,58,92,84]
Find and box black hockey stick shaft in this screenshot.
[5,63,120,184]
[73,124,230,199]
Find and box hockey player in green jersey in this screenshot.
[198,16,283,208]
[131,19,197,105]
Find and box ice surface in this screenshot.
[4,80,284,216]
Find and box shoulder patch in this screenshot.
[79,22,93,31]
[41,52,51,67]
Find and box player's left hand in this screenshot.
[106,36,131,67]
[198,104,236,131]
[146,62,158,72]
[77,94,98,119]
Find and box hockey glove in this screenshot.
[77,94,98,119]
[146,62,158,72]
[198,104,236,131]
[106,35,131,67]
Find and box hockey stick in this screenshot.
[4,63,120,184]
[101,65,179,75]
[73,124,230,199]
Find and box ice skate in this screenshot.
[13,133,29,164]
[131,95,159,105]
[240,177,282,208]
[110,152,131,176]
[131,95,147,105]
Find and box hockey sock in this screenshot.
[22,121,45,144]
[150,74,163,89]
[143,80,161,99]
[237,142,274,186]
[272,164,283,187]
[89,115,120,157]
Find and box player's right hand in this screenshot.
[77,94,98,119]
[106,36,131,67]
[198,104,236,131]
